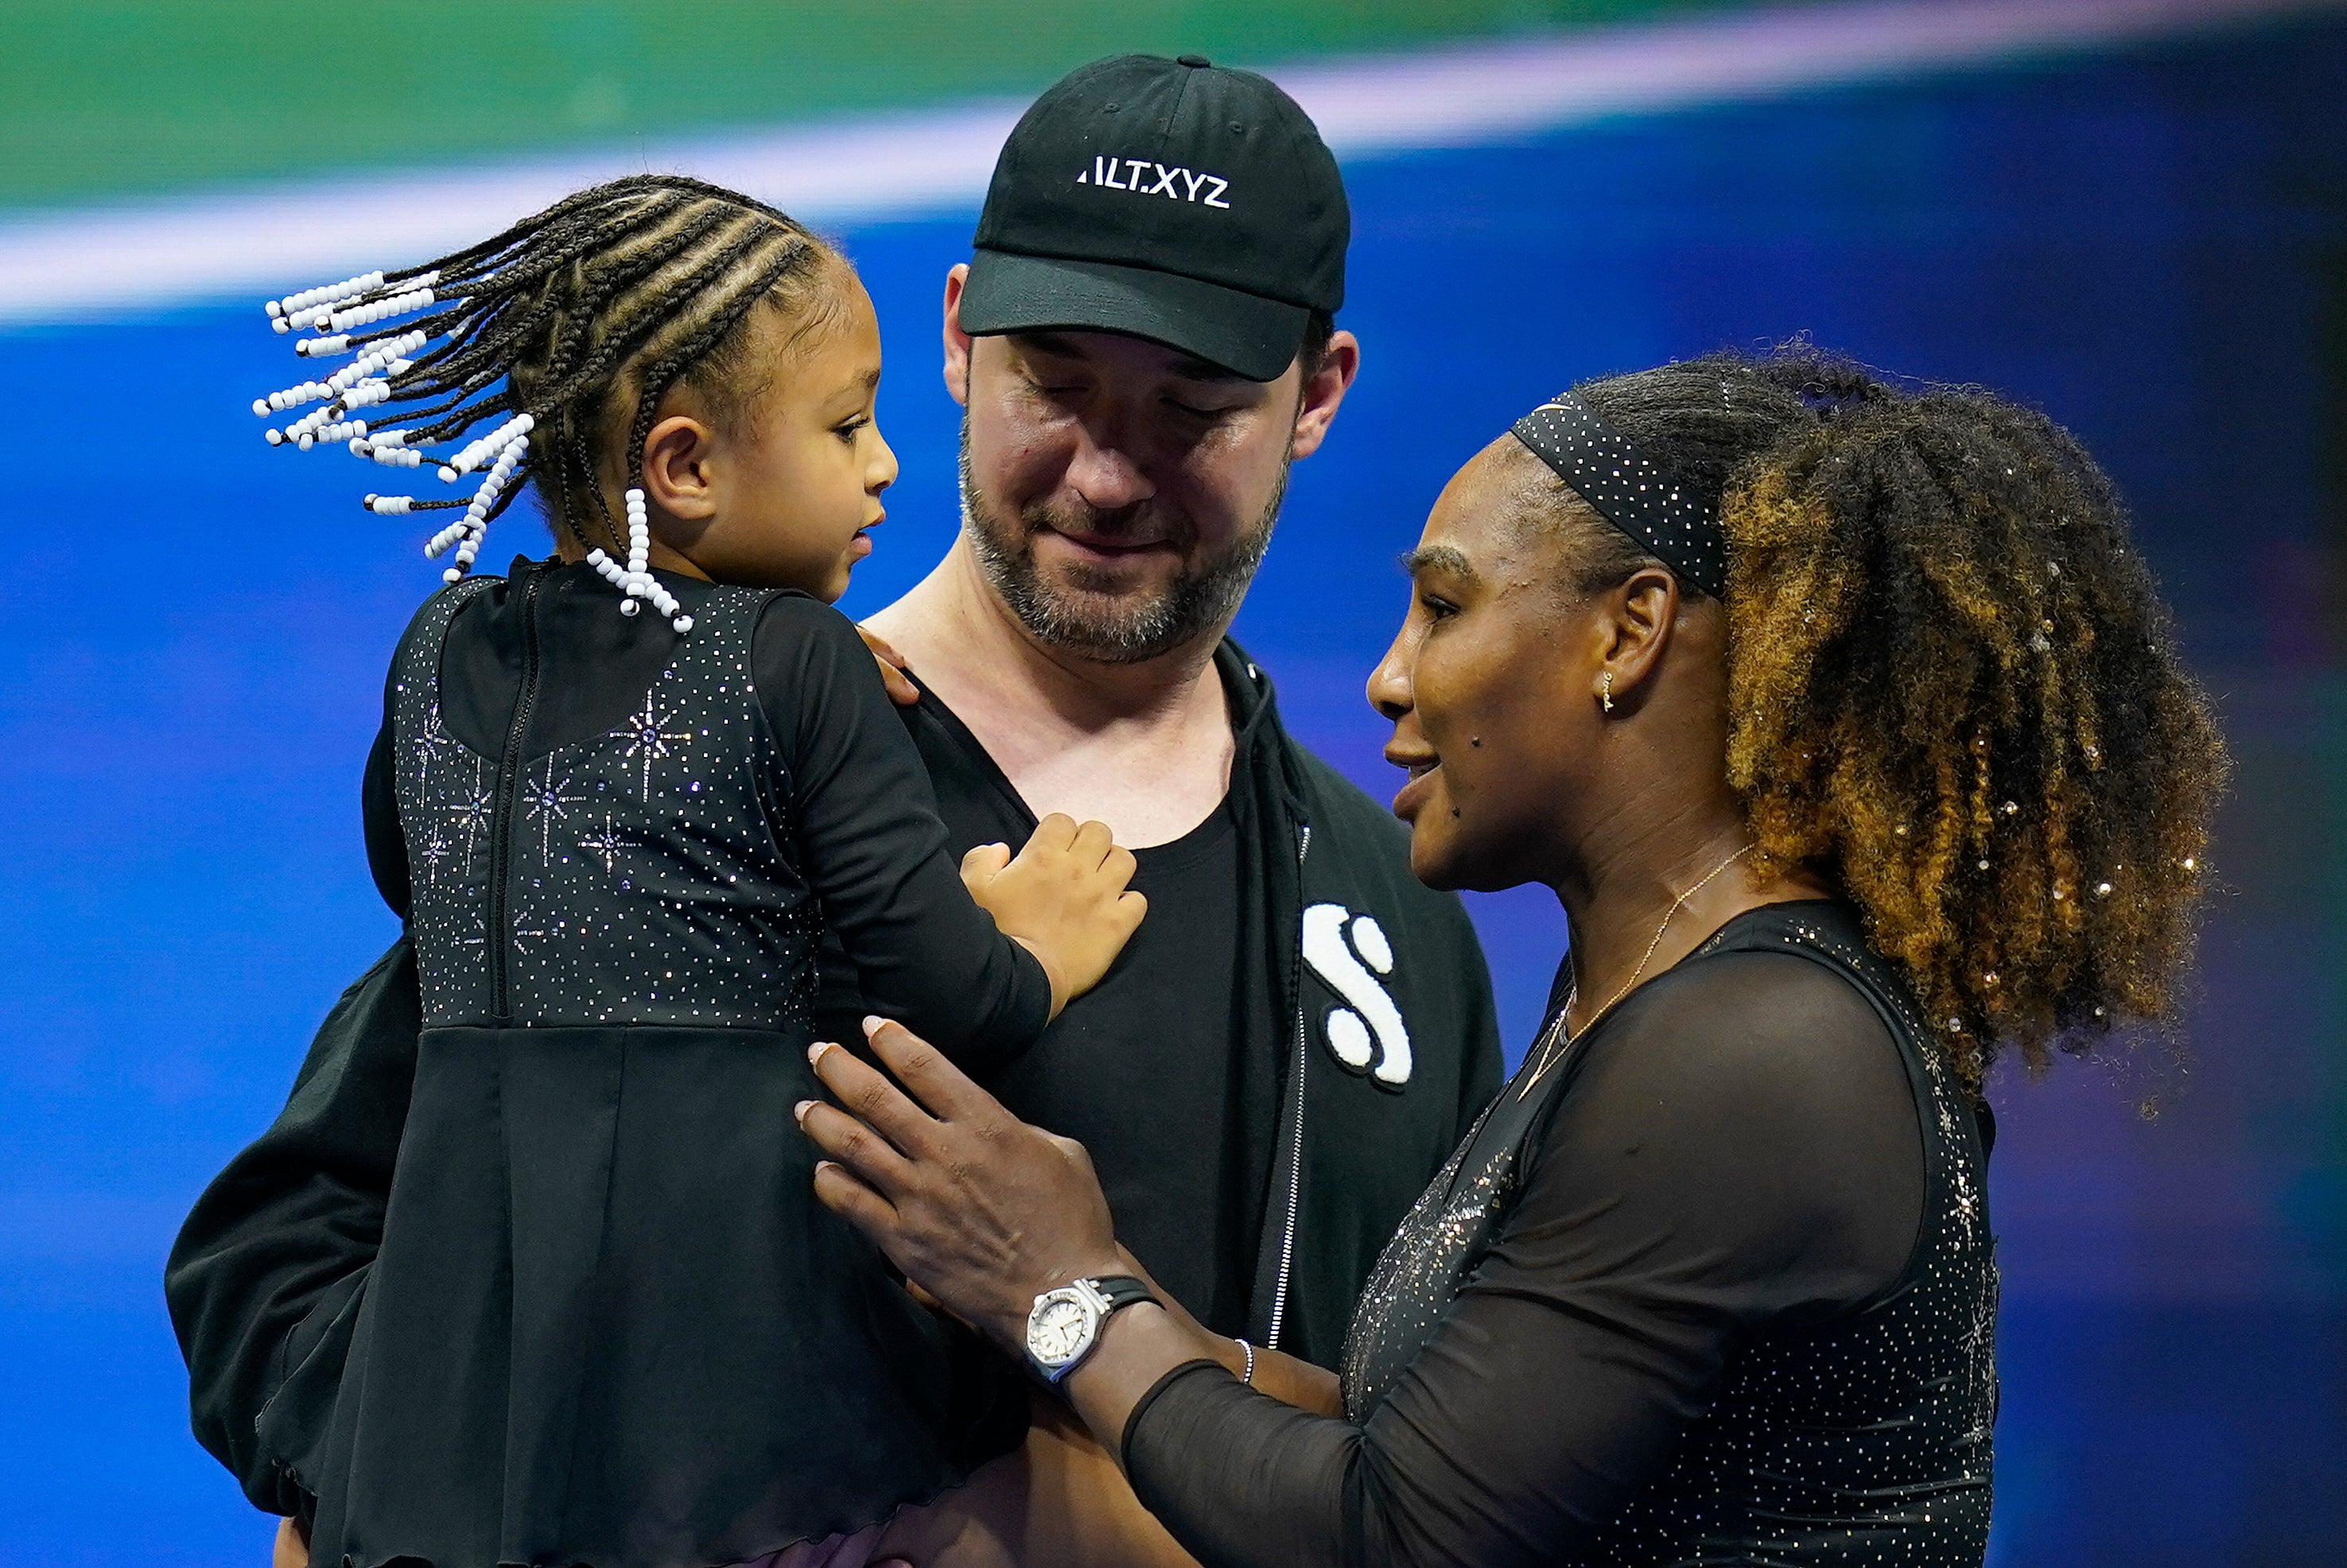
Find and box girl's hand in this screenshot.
[796,1018,1128,1352]
[962,815,1147,1020]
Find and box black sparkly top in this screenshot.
[1125,900,1998,1567]
[293,561,1049,1568]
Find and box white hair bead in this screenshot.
[600,486,684,631]
[445,412,534,477]
[264,429,284,445]
[266,270,383,321]
[262,379,332,413]
[327,285,435,336]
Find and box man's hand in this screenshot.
[857,623,921,707]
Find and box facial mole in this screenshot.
[1470,737,1482,747]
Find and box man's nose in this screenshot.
[1063,425,1156,513]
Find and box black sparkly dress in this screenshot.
[283,561,1048,1568]
[1124,901,1998,1567]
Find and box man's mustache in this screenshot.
[1019,500,1191,552]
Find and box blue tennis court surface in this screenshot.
[2,18,2342,1565]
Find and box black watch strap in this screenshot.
[1091,1275,1157,1314]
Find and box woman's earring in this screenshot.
[1601,670,1615,715]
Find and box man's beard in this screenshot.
[960,421,1285,666]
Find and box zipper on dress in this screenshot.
[1265,821,1311,1350]
[487,569,546,1023]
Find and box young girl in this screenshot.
[222,177,1144,1567]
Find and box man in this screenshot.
[167,54,1499,1563]
[827,52,1500,1368]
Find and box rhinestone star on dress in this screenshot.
[612,689,692,800]
[578,815,629,875]
[526,758,589,860]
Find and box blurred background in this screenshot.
[1,1,2341,1562]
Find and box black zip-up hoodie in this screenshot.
[1209,640,1502,1362]
[165,635,1502,1519]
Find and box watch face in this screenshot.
[1027,1290,1099,1368]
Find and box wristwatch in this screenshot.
[1024,1275,1158,1383]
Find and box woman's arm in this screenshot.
[801,957,1922,1568]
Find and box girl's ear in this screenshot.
[640,413,721,523]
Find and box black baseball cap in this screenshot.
[961,53,1348,382]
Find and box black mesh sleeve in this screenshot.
[1123,953,1925,1568]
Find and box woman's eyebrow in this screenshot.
[1400,544,1476,579]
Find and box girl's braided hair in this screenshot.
[255,174,841,572]
[1544,345,2226,1091]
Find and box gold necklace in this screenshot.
[1517,842,1755,1100]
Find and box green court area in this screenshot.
[0,0,1758,211]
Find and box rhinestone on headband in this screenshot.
[1510,391,1727,598]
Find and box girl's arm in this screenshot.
[759,598,1136,1061]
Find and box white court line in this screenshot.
[0,0,2337,324]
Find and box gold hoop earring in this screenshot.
[1601,670,1615,714]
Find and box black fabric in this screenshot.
[171,619,1503,1548]
[1509,394,1727,598]
[967,52,1347,377]
[814,643,1504,1360]
[1123,902,1999,1568]
[173,559,1050,1561]
[364,559,1049,1058]
[166,943,422,1521]
[837,685,1261,1330]
[306,1026,995,1568]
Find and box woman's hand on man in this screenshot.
[796,1017,1129,1353]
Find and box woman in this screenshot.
[799,347,2225,1566]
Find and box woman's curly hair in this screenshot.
[1565,346,2227,1091]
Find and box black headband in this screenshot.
[1510,393,1727,598]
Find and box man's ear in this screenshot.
[639,413,720,544]
[942,263,974,409]
[1289,328,1360,462]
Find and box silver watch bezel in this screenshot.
[1025,1278,1113,1382]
